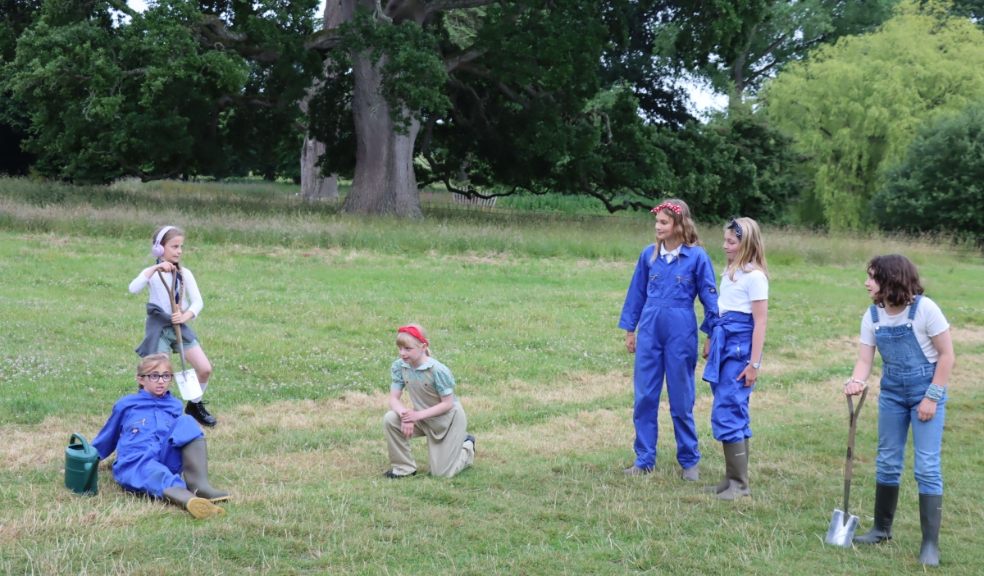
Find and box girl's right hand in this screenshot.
[843,378,866,396]
[625,332,636,354]
[156,261,175,273]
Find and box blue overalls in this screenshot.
[871,296,946,495]
[93,390,205,498]
[702,311,755,443]
[619,244,718,470]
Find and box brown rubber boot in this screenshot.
[182,438,230,502]
[163,486,224,519]
[716,441,750,500]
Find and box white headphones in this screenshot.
[151,226,176,259]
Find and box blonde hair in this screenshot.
[652,198,700,252]
[136,353,172,388]
[396,324,431,356]
[725,217,768,280]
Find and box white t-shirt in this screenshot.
[718,266,769,314]
[859,296,949,363]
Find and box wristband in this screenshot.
[844,377,867,390]
[924,383,946,402]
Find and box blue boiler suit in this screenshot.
[702,312,754,443]
[619,244,718,470]
[92,389,204,498]
[871,296,946,495]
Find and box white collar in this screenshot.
[660,244,682,257]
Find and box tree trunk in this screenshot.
[300,135,338,200]
[342,51,422,217]
[297,0,345,202]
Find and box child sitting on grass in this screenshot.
[93,353,229,519]
[382,324,475,478]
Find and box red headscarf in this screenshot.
[397,325,429,345]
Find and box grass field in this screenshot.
[1,178,983,575]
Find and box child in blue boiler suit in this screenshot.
[618,199,718,481]
[93,353,230,519]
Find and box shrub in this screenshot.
[873,102,984,244]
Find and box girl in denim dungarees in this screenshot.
[844,255,955,567]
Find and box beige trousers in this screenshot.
[383,406,474,477]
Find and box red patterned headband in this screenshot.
[651,202,682,215]
[397,325,429,346]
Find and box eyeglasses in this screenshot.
[139,372,173,382]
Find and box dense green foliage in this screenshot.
[2,0,318,182]
[874,102,984,243]
[764,0,984,230]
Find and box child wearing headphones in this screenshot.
[129,225,217,427]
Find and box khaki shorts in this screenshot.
[156,326,201,354]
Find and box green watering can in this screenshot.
[65,433,99,495]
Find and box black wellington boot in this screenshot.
[918,494,942,566]
[182,438,230,502]
[854,483,899,544]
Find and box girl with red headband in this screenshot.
[618,198,718,480]
[382,324,475,478]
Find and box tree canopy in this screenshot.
[764,0,984,230]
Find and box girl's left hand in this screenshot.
[171,310,189,325]
[737,365,757,387]
[400,410,419,424]
[917,398,938,422]
[401,421,415,438]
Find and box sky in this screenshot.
[125,1,725,114]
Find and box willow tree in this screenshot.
[764,0,984,230]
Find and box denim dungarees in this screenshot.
[872,296,946,495]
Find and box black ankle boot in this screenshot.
[919,494,942,566]
[186,400,217,427]
[854,483,899,544]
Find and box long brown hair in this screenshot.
[868,254,923,308]
[652,198,700,250]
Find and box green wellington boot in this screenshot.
[182,438,231,502]
[163,486,224,519]
[918,494,943,566]
[716,440,750,500]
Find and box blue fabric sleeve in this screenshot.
[618,246,653,331]
[432,363,457,397]
[390,360,405,391]
[695,249,719,336]
[92,400,126,460]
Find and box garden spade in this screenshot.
[157,269,202,401]
[825,386,868,547]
